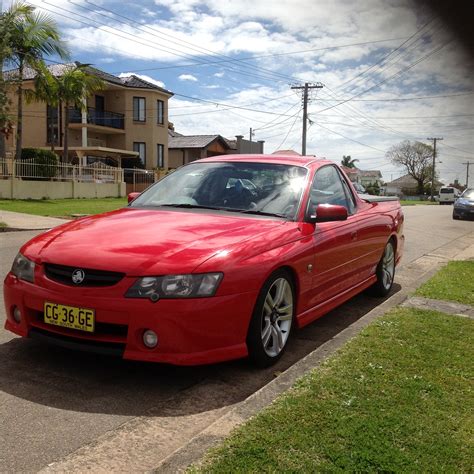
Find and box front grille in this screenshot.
[44,263,125,287]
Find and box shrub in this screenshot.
[19,148,59,179]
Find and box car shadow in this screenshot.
[0,284,401,417]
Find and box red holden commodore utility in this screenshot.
[4,154,404,367]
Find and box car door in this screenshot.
[307,165,368,308]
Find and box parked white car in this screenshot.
[439,187,461,205]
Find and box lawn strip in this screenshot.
[399,200,438,206]
[415,260,474,306]
[195,308,474,473]
[0,198,127,217]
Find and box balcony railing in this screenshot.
[69,107,125,130]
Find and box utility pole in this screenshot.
[249,127,253,153]
[291,82,323,155]
[462,161,473,188]
[427,137,443,201]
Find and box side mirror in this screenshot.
[128,192,140,203]
[306,204,348,223]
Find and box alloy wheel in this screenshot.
[261,277,293,357]
[382,243,395,290]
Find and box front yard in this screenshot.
[0,198,127,218]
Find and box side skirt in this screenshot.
[296,275,377,328]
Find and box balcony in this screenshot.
[69,107,125,130]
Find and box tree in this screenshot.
[29,64,105,162]
[0,2,34,158]
[341,155,359,168]
[386,140,434,195]
[6,5,68,160]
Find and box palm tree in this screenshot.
[7,5,69,160]
[0,2,34,158]
[54,64,105,162]
[341,155,359,168]
[27,63,105,161]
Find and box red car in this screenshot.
[4,155,404,367]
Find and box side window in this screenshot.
[310,166,349,210]
[338,170,357,214]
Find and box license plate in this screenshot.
[44,302,95,333]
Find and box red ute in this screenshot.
[4,155,404,367]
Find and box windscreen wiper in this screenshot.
[227,209,288,218]
[160,203,225,211]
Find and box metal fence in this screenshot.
[123,168,157,193]
[0,158,123,184]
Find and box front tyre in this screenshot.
[247,270,295,367]
[369,240,396,297]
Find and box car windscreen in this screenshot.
[130,161,308,219]
[461,189,474,199]
[440,188,455,194]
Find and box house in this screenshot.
[168,130,232,168]
[168,128,265,169]
[226,135,265,154]
[384,174,443,196]
[358,169,383,188]
[4,62,173,169]
[340,165,359,183]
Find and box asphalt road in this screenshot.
[0,205,472,472]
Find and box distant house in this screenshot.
[168,128,265,169]
[359,170,383,188]
[226,135,265,154]
[384,174,443,196]
[168,130,231,168]
[340,165,359,183]
[272,149,301,155]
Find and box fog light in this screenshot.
[143,329,158,348]
[12,306,22,323]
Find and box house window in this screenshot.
[157,143,164,168]
[157,100,164,125]
[133,97,146,122]
[133,142,146,166]
[46,104,60,145]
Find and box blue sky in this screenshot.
[5,0,474,184]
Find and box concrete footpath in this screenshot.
[0,210,67,230]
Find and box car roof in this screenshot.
[195,153,332,168]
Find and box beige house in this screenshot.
[4,62,173,169]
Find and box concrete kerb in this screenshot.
[155,238,474,473]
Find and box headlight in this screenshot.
[11,253,35,283]
[125,273,223,300]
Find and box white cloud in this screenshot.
[179,74,198,82]
[118,72,166,88]
[214,72,225,78]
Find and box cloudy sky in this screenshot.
[5,0,473,183]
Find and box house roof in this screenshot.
[341,165,358,175]
[359,169,382,178]
[168,133,231,149]
[4,61,173,95]
[272,149,301,155]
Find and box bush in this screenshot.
[19,148,59,179]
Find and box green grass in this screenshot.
[415,260,474,306]
[196,308,474,473]
[0,221,7,228]
[400,200,438,206]
[0,198,127,217]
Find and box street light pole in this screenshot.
[427,137,443,201]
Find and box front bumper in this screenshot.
[453,206,474,220]
[3,272,258,365]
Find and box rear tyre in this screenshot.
[368,240,395,297]
[247,270,295,368]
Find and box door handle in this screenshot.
[351,231,357,240]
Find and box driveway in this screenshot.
[0,205,472,472]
